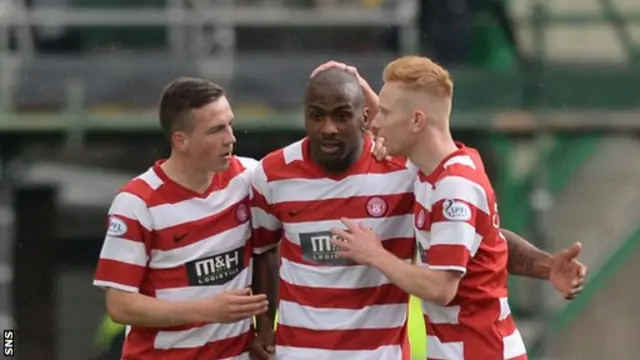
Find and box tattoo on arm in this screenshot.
[501,229,552,280]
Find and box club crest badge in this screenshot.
[366,196,387,218]
[236,203,249,223]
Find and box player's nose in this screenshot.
[320,117,339,135]
[223,127,236,146]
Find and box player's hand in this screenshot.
[330,218,384,266]
[310,60,372,92]
[202,288,268,323]
[249,329,275,360]
[549,242,588,300]
[310,60,381,122]
[310,60,359,79]
[369,133,391,162]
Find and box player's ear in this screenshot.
[411,110,427,133]
[172,131,188,150]
[360,112,370,138]
[362,107,370,127]
[361,108,380,138]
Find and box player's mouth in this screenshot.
[319,142,343,154]
[221,150,233,160]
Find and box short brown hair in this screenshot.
[383,56,453,98]
[159,77,226,139]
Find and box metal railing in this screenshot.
[0,0,420,59]
[520,0,638,357]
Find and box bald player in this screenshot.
[249,67,417,359]
[330,57,587,360]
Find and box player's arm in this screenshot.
[500,229,552,279]
[96,193,266,327]
[106,287,264,328]
[395,176,485,305]
[251,248,278,334]
[500,229,587,299]
[335,176,481,306]
[331,225,462,306]
[369,250,462,306]
[360,79,380,121]
[95,192,201,327]
[250,161,282,335]
[105,288,210,327]
[332,218,463,306]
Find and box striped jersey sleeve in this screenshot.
[94,191,153,293]
[426,170,489,274]
[250,159,282,254]
[415,145,525,360]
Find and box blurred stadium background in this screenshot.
[0,0,639,359]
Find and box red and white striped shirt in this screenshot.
[413,143,527,360]
[93,156,257,360]
[250,137,416,360]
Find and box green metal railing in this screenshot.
[527,0,640,62]
[530,224,640,357]
[508,1,639,357]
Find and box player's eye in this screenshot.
[207,125,225,134]
[335,112,351,122]
[308,111,322,121]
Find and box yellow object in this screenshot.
[408,296,426,359]
[408,247,427,358]
[95,315,126,350]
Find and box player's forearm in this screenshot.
[106,288,203,328]
[501,229,551,279]
[369,249,455,306]
[362,85,380,120]
[252,248,279,334]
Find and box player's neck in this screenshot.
[410,129,458,175]
[161,155,213,194]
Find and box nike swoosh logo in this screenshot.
[174,233,188,242]
[289,210,301,217]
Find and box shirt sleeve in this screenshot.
[250,160,283,255]
[427,175,488,274]
[93,192,152,293]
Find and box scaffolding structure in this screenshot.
[0,0,420,58]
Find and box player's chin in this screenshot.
[317,147,347,162]
[210,156,232,172]
[320,153,351,170]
